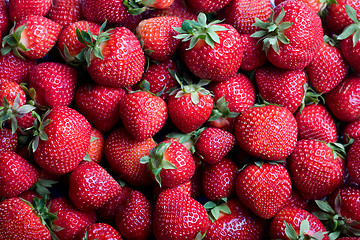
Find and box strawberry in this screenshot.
[33,106,92,175]
[68,161,122,211]
[118,89,168,141]
[124,0,175,14]
[0,151,39,198]
[9,0,51,22]
[239,33,267,71]
[136,16,182,61]
[175,13,243,82]
[153,188,210,240]
[0,80,26,106]
[152,180,193,201]
[235,105,298,161]
[283,189,309,210]
[348,139,360,185]
[47,0,83,28]
[195,127,235,165]
[85,128,104,164]
[324,75,360,122]
[275,0,324,13]
[0,0,9,36]
[235,162,292,219]
[252,0,323,70]
[148,0,197,21]
[114,190,152,240]
[202,158,238,201]
[255,65,307,113]
[343,119,360,143]
[186,0,232,13]
[0,128,18,152]
[140,140,195,188]
[1,15,61,60]
[0,51,36,84]
[48,196,97,240]
[76,223,123,240]
[288,139,345,200]
[104,128,156,186]
[326,0,360,35]
[75,83,125,133]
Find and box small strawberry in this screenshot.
[9,0,51,22]
[186,0,232,13]
[239,33,267,71]
[76,223,123,240]
[84,128,104,163]
[326,0,360,35]
[0,51,36,84]
[0,128,18,152]
[348,139,360,185]
[47,0,83,28]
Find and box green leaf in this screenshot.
[312,211,332,221]
[207,30,220,44]
[299,218,310,235]
[139,156,150,164]
[83,153,92,162]
[0,46,12,56]
[17,105,36,115]
[161,160,177,170]
[311,231,326,240]
[90,136,98,142]
[345,4,359,23]
[39,130,48,141]
[187,37,199,50]
[315,200,335,214]
[275,8,286,24]
[353,28,360,46]
[278,22,293,32]
[278,33,290,44]
[284,221,298,240]
[197,12,207,26]
[190,92,200,105]
[252,17,270,29]
[338,24,359,40]
[204,201,216,210]
[210,207,220,220]
[250,30,268,38]
[139,80,151,92]
[328,231,341,240]
[208,25,229,32]
[217,204,231,215]
[93,46,104,60]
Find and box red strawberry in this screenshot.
[275,0,324,13]
[153,188,210,240]
[0,128,18,152]
[9,0,51,22]
[288,139,345,200]
[105,128,156,186]
[148,0,197,21]
[255,65,307,113]
[327,0,360,35]
[153,180,193,201]
[202,158,238,201]
[0,51,36,84]
[114,190,152,240]
[86,128,104,163]
[33,106,92,175]
[186,0,232,13]
[68,161,122,211]
[75,83,125,133]
[348,139,360,185]
[0,80,26,106]
[239,33,267,71]
[47,0,83,28]
[76,223,123,240]
[283,189,309,210]
[136,16,182,61]
[343,119,360,143]
[235,105,298,161]
[0,0,9,36]
[235,163,292,219]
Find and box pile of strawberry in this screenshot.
[0,0,360,239]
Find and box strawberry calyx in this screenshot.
[318,0,338,19]
[166,127,205,153]
[337,5,360,47]
[123,0,155,15]
[284,217,326,240]
[299,84,324,115]
[31,178,59,198]
[1,23,29,60]
[325,142,347,159]
[251,8,293,54]
[208,95,240,122]
[173,12,229,50]
[136,79,166,97]
[194,231,207,240]
[27,111,51,153]
[204,198,231,222]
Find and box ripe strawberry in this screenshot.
[186,0,232,13]
[195,127,235,165]
[153,188,210,240]
[255,65,307,113]
[76,223,123,240]
[85,128,104,163]
[0,80,26,106]
[324,75,360,122]
[9,0,51,22]
[105,128,156,186]
[114,190,152,240]
[235,163,292,219]
[275,0,324,13]
[0,128,18,152]
[148,0,197,21]
[68,161,122,211]
[1,15,61,60]
[0,0,9,36]
[124,0,175,14]
[33,106,92,175]
[75,83,125,133]
[327,0,360,35]
[288,139,345,200]
[239,33,267,71]
[153,180,193,201]
[343,119,360,143]
[202,158,238,201]
[283,189,309,210]
[348,139,360,185]
[0,51,36,84]
[48,196,97,240]
[118,90,168,141]
[252,0,323,70]
[47,0,83,27]
[235,105,298,161]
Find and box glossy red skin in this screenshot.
[0,81,26,106]
[267,0,323,70]
[0,151,39,198]
[235,163,292,219]
[348,139,360,185]
[149,0,175,9]
[148,0,197,21]
[209,73,255,113]
[340,36,360,74]
[0,197,51,239]
[327,0,360,35]
[76,223,123,240]
[295,103,337,143]
[255,66,307,113]
[180,24,243,82]
[205,199,265,240]
[195,128,235,165]
[0,128,17,152]
[168,92,213,133]
[68,161,122,212]
[239,33,267,71]
[282,189,309,210]
[136,16,182,61]
[288,139,345,200]
[33,107,91,175]
[115,190,152,240]
[306,43,348,94]
[0,52,36,84]
[9,0,51,21]
[343,119,360,143]
[202,158,238,201]
[75,84,125,133]
[87,128,104,163]
[47,0,83,27]
[324,76,360,122]
[88,27,145,88]
[186,0,232,13]
[118,91,168,141]
[235,105,298,161]
[0,1,9,36]
[269,207,329,240]
[49,196,97,240]
[153,188,210,240]
[275,0,323,13]
[153,180,192,201]
[104,128,155,186]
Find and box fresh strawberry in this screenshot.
[326,0,360,35]
[1,15,61,60]
[252,0,323,70]
[68,161,122,211]
[343,119,360,143]
[104,128,156,186]
[235,162,292,219]
[0,51,36,84]
[47,0,83,28]
[239,33,267,71]
[118,89,168,141]
[283,188,309,210]
[152,180,193,201]
[85,128,104,163]
[275,0,324,13]
[153,188,210,240]
[186,0,232,13]
[124,0,175,14]
[288,139,345,200]
[175,13,243,82]
[0,128,18,152]
[136,16,182,61]
[33,106,92,175]
[0,0,9,36]
[202,158,238,201]
[114,190,152,240]
[195,127,235,165]
[75,83,125,133]
[348,139,360,185]
[48,196,97,240]
[76,223,123,240]
[206,97,238,132]
[255,65,307,113]
[235,105,298,161]
[0,80,26,106]
[8,0,51,22]
[148,0,197,21]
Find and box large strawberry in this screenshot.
[76,223,123,240]
[348,139,360,185]
[186,0,232,13]
[9,0,51,22]
[47,0,83,28]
